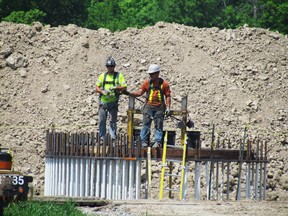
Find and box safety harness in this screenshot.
[100,72,119,100]
[146,78,164,103]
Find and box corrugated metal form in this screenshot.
[44,131,142,199]
[44,129,268,201]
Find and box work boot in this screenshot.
[141,142,148,148]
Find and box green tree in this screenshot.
[258,0,288,34]
[85,0,122,31]
[2,9,46,25]
[0,0,38,20]
[39,0,88,26]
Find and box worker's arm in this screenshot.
[115,85,127,91]
[166,95,171,109]
[96,85,105,94]
[130,89,145,97]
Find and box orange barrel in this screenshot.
[0,150,12,170]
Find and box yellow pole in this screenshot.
[159,131,168,200]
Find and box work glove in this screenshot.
[102,90,110,96]
[165,108,171,116]
[109,86,116,91]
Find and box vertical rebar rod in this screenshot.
[227,139,231,200]
[259,141,263,200]
[251,160,255,199]
[169,162,172,198]
[216,138,220,200]
[255,139,259,200]
[236,127,247,201]
[209,124,215,200]
[263,140,267,200]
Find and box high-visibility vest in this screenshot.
[100,72,119,99]
[146,78,164,103]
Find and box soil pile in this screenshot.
[0,21,287,200]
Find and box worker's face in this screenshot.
[106,65,115,73]
[149,72,159,81]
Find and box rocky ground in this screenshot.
[0,21,287,214]
[78,199,288,216]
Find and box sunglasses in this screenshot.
[106,65,114,68]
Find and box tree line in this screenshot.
[0,0,287,34]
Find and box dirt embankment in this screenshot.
[0,21,287,202]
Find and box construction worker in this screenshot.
[130,64,171,148]
[96,57,127,141]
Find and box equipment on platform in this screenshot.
[0,148,33,207]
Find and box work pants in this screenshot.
[140,104,164,144]
[98,101,118,140]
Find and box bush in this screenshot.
[2,9,46,25]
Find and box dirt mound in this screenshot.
[0,21,287,200]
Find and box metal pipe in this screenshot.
[122,160,128,199]
[245,162,250,199]
[220,162,224,201]
[205,162,209,200]
[80,158,84,197]
[85,158,90,196]
[128,160,135,199]
[96,159,101,197]
[195,161,201,200]
[90,158,96,197]
[227,162,230,200]
[135,160,141,199]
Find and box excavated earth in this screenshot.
[0,21,287,215]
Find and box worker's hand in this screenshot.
[121,90,131,96]
[109,86,116,91]
[102,90,110,96]
[165,108,170,116]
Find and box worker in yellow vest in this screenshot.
[130,64,171,148]
[96,57,127,141]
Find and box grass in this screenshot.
[4,200,87,216]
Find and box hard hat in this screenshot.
[147,64,160,74]
[106,57,116,67]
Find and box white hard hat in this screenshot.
[147,64,160,74]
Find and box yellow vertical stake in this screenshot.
[159,131,168,200]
